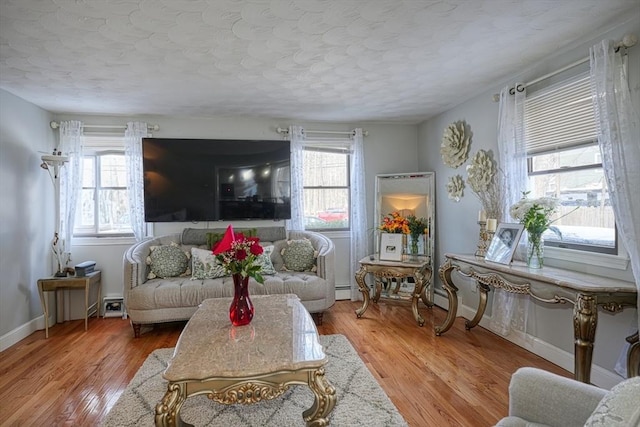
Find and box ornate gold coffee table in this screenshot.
[155,294,336,427]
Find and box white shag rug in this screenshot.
[101,334,407,426]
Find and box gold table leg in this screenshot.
[155,383,192,427]
[574,294,597,383]
[303,368,337,427]
[354,265,370,318]
[435,260,458,336]
[465,283,490,330]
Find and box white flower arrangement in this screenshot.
[440,121,471,168]
[446,174,465,202]
[510,195,559,235]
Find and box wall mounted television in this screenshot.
[142,138,291,222]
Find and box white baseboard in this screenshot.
[0,316,45,352]
[435,298,625,390]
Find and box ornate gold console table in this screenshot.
[355,255,433,326]
[437,253,637,384]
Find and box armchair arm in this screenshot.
[507,367,607,427]
[122,234,181,306]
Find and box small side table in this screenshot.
[37,271,102,338]
[354,255,432,326]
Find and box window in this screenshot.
[302,147,350,230]
[74,138,133,237]
[524,71,616,254]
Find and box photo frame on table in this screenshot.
[379,233,404,261]
[485,223,524,265]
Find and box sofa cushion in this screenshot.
[281,239,317,272]
[146,243,191,279]
[256,245,276,275]
[128,272,328,312]
[584,376,640,427]
[191,247,227,279]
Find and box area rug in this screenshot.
[101,334,407,426]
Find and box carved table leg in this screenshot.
[435,260,458,336]
[354,265,371,318]
[412,271,426,327]
[626,332,639,378]
[303,368,336,427]
[573,294,597,383]
[419,268,434,308]
[155,382,193,427]
[465,283,490,330]
[373,276,382,303]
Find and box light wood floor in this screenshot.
[0,299,570,426]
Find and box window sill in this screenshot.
[72,236,136,247]
[544,246,629,270]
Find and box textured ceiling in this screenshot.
[0,0,637,123]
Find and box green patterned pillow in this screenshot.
[584,377,640,427]
[146,243,191,279]
[281,239,317,272]
[256,245,276,275]
[191,247,228,279]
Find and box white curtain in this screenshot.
[490,85,530,337]
[125,122,148,241]
[288,125,305,231]
[287,126,367,300]
[350,129,368,300]
[58,120,84,267]
[590,40,640,376]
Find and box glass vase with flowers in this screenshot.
[406,215,429,260]
[509,192,561,269]
[213,225,264,326]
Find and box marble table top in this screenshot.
[163,294,326,382]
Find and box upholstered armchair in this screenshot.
[496,367,640,427]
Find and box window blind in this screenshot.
[524,71,598,155]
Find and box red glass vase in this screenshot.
[230,273,254,326]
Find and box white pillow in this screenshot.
[191,247,227,280]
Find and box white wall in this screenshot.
[418,17,639,388]
[49,114,419,316]
[0,89,55,348]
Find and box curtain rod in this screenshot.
[276,127,369,137]
[49,121,159,131]
[492,33,637,101]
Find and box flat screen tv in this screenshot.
[142,138,291,222]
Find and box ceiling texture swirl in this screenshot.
[1,0,637,123]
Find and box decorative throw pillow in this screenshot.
[255,245,276,275]
[191,247,228,280]
[281,239,317,272]
[584,377,640,427]
[207,228,258,250]
[146,243,191,279]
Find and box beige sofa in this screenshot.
[123,226,335,337]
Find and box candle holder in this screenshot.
[474,221,494,258]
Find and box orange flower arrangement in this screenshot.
[379,211,409,234]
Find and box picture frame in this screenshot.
[485,223,524,265]
[379,233,404,261]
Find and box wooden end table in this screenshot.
[354,255,433,326]
[37,271,102,338]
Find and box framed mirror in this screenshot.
[374,172,435,263]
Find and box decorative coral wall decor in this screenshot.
[440,120,471,168]
[446,175,465,202]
